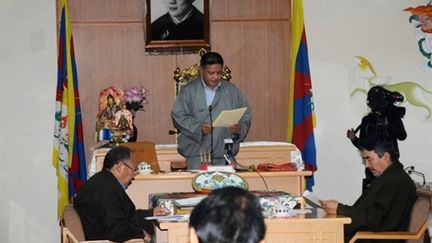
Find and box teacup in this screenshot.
[138,161,152,174]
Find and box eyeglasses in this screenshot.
[121,161,138,174]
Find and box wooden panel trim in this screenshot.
[70,20,143,24]
[212,18,290,23]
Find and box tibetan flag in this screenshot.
[287,0,317,191]
[52,0,87,219]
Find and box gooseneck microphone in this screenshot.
[168,130,178,135]
[405,166,426,186]
[209,105,214,165]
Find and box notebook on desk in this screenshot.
[303,190,323,209]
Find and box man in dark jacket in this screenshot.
[320,137,417,243]
[74,146,163,242]
[151,0,204,40]
[347,86,407,192]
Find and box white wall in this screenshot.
[0,0,58,242]
[304,0,432,204]
[1,0,431,242]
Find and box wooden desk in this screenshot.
[127,171,311,209]
[89,142,299,176]
[155,142,298,172]
[156,209,351,243]
[417,186,432,198]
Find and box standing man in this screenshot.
[347,86,407,191]
[74,146,165,242]
[320,137,417,242]
[151,0,204,40]
[172,52,252,169]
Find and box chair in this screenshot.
[61,205,144,243]
[348,196,431,243]
[123,141,161,172]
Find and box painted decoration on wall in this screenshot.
[95,86,148,143]
[404,3,432,70]
[98,87,124,120]
[350,56,432,121]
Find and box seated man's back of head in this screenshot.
[189,186,266,243]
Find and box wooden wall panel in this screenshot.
[211,0,290,20]
[211,20,290,141]
[69,0,142,21]
[63,0,292,162]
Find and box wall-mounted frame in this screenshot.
[144,0,210,52]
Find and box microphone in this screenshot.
[223,138,249,171]
[224,138,234,166]
[232,132,240,141]
[168,130,178,135]
[405,166,426,186]
[209,105,213,165]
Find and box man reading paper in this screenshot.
[171,52,252,169]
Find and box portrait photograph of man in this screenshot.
[149,0,205,41]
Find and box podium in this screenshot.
[89,141,299,176]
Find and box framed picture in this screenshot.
[144,0,210,51]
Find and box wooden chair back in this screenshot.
[61,205,86,243]
[123,141,161,172]
[348,196,431,243]
[61,204,145,243]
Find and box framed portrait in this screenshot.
[144,0,210,51]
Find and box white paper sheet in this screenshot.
[174,196,207,207]
[145,214,190,222]
[213,107,247,127]
[303,190,323,208]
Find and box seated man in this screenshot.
[320,137,417,243]
[74,146,165,242]
[189,187,266,243]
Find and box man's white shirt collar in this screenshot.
[169,8,194,25]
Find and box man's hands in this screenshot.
[346,128,357,140]
[229,123,241,134]
[143,231,151,243]
[202,123,212,135]
[202,123,240,135]
[153,206,169,216]
[319,200,339,215]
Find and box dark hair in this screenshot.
[189,187,266,243]
[200,52,224,68]
[102,146,132,169]
[357,136,397,162]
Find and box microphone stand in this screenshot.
[405,166,426,186]
[208,105,213,165]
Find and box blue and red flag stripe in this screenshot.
[53,0,86,218]
[288,0,317,191]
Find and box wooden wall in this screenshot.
[64,0,292,161]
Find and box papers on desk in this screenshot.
[213,107,247,127]
[263,208,312,218]
[174,196,207,207]
[145,214,190,222]
[303,190,323,209]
